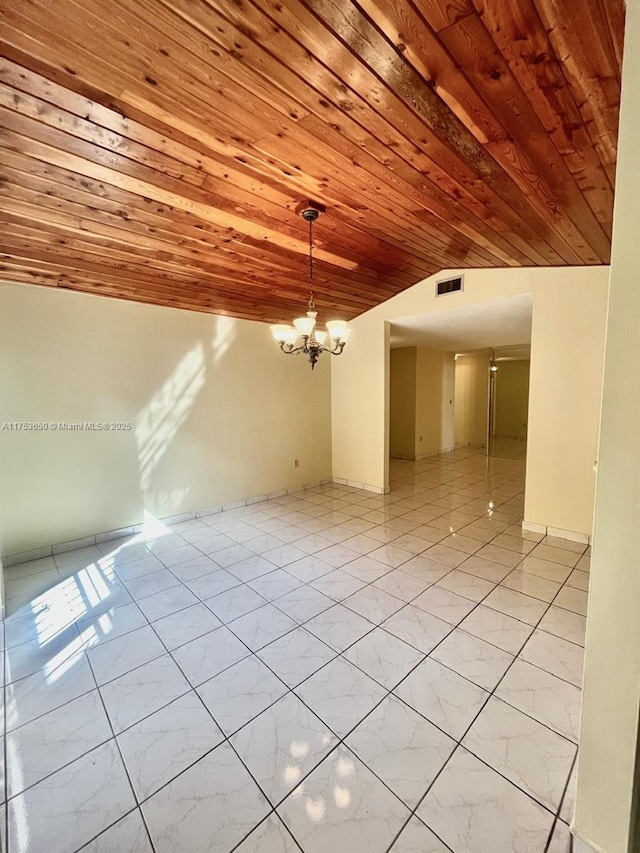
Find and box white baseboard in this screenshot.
[522,520,591,544]
[2,477,335,567]
[332,477,389,494]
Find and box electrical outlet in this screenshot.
[419,436,423,442]
[293,459,299,468]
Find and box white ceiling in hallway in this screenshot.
[389,293,533,352]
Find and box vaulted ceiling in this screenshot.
[0,0,624,323]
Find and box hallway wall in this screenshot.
[332,266,608,535]
[494,360,530,441]
[0,283,333,557]
[389,347,417,459]
[454,352,490,447]
[415,347,455,457]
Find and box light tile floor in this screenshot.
[1,448,595,852]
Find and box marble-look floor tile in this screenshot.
[539,606,587,647]
[124,569,180,601]
[310,569,367,601]
[490,533,537,555]
[316,543,361,568]
[110,554,167,584]
[519,556,572,584]
[234,813,301,853]
[305,604,374,652]
[566,569,590,591]
[459,604,533,654]
[118,691,223,801]
[151,603,221,651]
[436,570,495,602]
[206,585,267,623]
[520,630,584,687]
[368,544,415,568]
[457,555,511,583]
[496,659,582,742]
[388,816,451,853]
[463,696,576,811]
[6,688,112,797]
[227,555,278,582]
[423,544,469,568]
[281,553,333,582]
[431,629,514,691]
[100,654,191,733]
[560,760,577,824]
[274,586,335,624]
[168,554,223,583]
[501,570,561,603]
[135,584,200,622]
[483,586,549,625]
[261,544,310,569]
[197,654,287,736]
[547,820,597,853]
[257,627,336,688]
[6,653,96,731]
[4,628,84,685]
[208,544,255,568]
[278,745,410,853]
[344,627,424,689]
[542,536,586,554]
[232,692,337,804]
[476,544,523,569]
[342,555,392,582]
[343,585,405,624]
[372,569,432,602]
[418,747,553,853]
[77,810,153,852]
[530,544,579,567]
[184,569,242,600]
[394,658,489,740]
[398,556,450,583]
[248,569,303,600]
[172,624,250,686]
[346,695,455,808]
[87,625,165,685]
[77,601,148,648]
[554,586,588,616]
[8,740,135,853]
[411,586,476,626]
[382,604,452,654]
[439,533,484,555]
[296,657,386,737]
[142,742,270,853]
[229,603,297,651]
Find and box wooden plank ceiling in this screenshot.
[0,0,624,323]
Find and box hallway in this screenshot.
[1,449,591,853]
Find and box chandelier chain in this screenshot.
[308,215,315,310]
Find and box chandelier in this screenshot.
[271,205,351,370]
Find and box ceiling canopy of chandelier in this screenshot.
[271,203,351,370]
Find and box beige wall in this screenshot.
[575,3,640,851]
[0,283,332,556]
[524,282,608,537]
[454,352,490,447]
[494,360,530,440]
[389,347,417,459]
[389,346,455,460]
[415,347,455,457]
[331,266,609,537]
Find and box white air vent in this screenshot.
[436,276,463,296]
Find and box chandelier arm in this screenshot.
[318,343,346,356]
